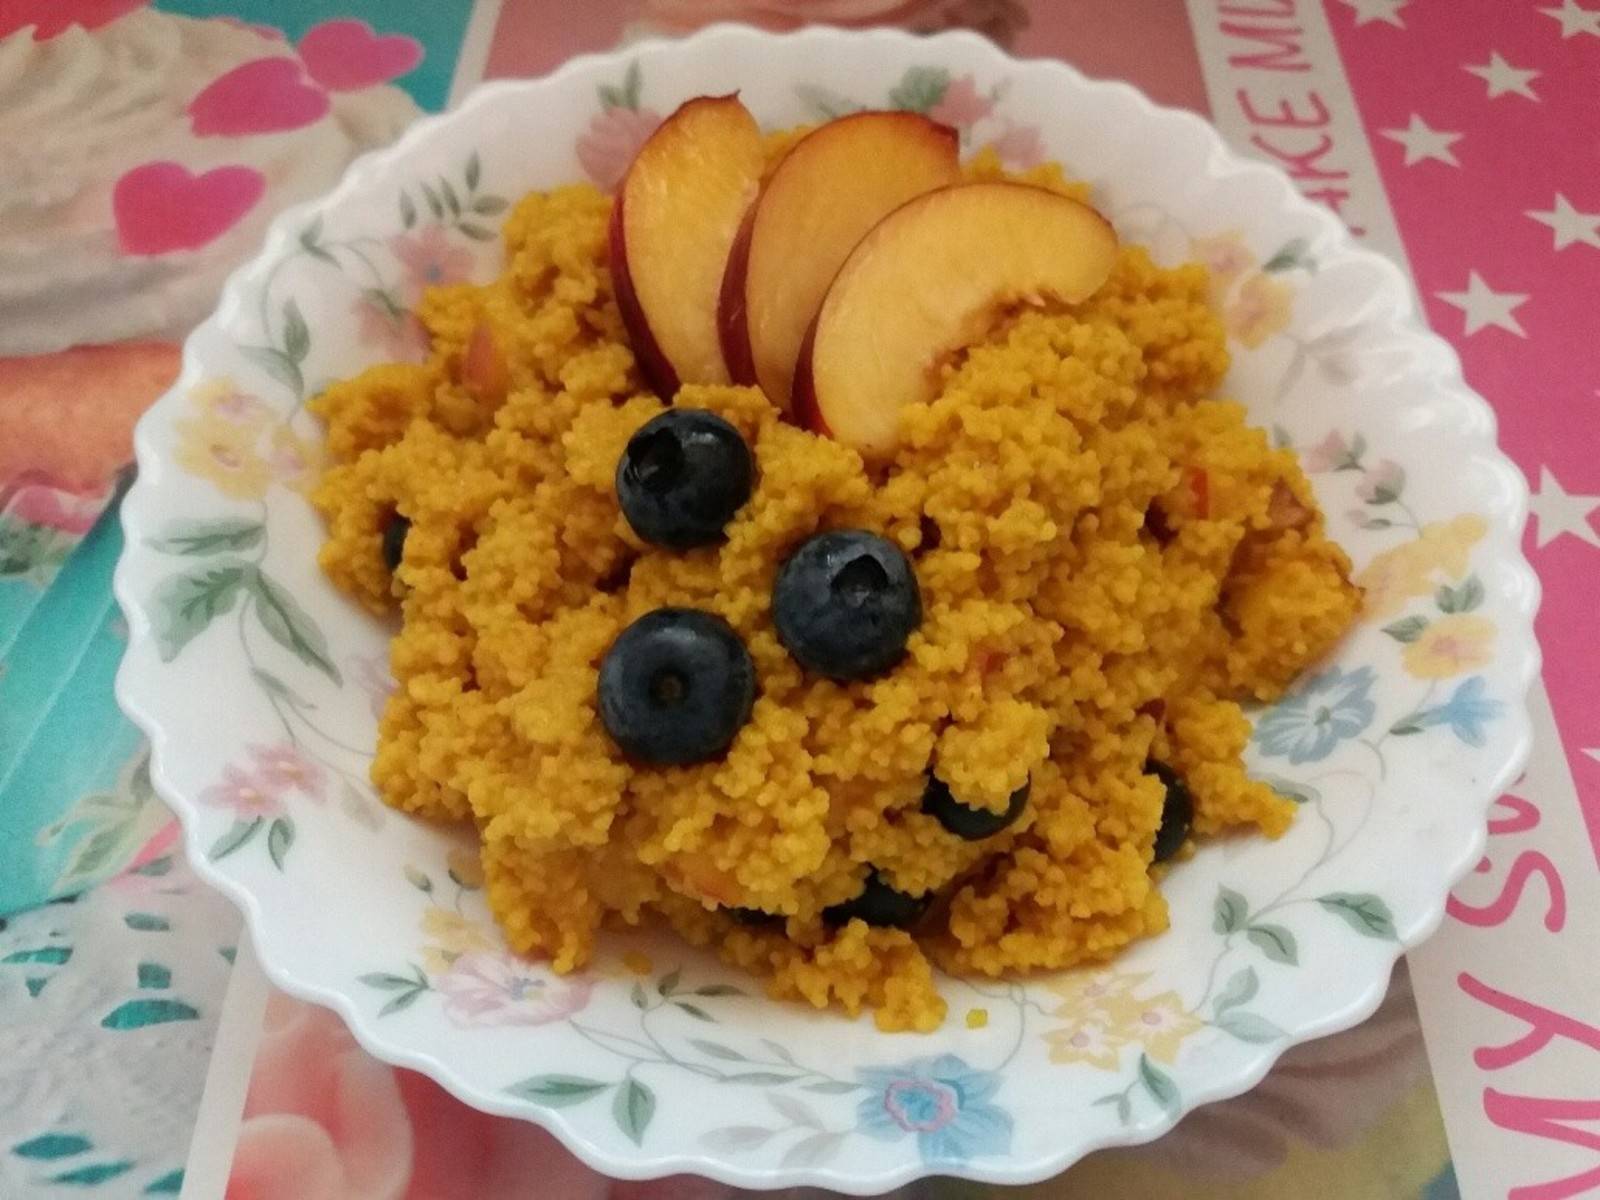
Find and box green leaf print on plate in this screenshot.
[1213,886,1247,933]
[1137,1054,1180,1117]
[148,518,265,556]
[209,817,262,861]
[248,570,342,685]
[1212,967,1259,1015]
[613,1078,657,1145]
[267,816,295,870]
[151,563,250,660]
[1318,893,1398,939]
[888,65,951,113]
[1245,923,1299,965]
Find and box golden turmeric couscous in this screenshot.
[311,144,1360,1032]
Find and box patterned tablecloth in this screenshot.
[2,2,1596,1197]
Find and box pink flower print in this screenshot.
[437,953,593,1028]
[249,744,327,802]
[266,425,320,494]
[1355,458,1405,504]
[1301,430,1349,473]
[202,766,282,818]
[350,652,396,720]
[351,291,428,362]
[928,74,992,129]
[1191,232,1256,288]
[577,105,664,192]
[390,224,474,300]
[193,380,273,429]
[988,119,1045,170]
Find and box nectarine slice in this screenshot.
[611,95,763,396]
[794,182,1118,458]
[718,111,960,412]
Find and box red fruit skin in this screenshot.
[717,204,759,389]
[790,315,832,437]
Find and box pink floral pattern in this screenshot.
[1302,430,1351,473]
[1355,458,1405,504]
[987,119,1045,170]
[249,743,327,802]
[201,766,282,818]
[928,74,993,129]
[389,225,474,299]
[436,953,594,1028]
[350,652,398,719]
[577,105,664,192]
[352,292,429,362]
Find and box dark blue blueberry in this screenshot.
[598,607,755,764]
[822,869,930,930]
[1146,759,1192,863]
[922,774,1029,841]
[616,409,753,548]
[382,514,410,572]
[772,530,921,680]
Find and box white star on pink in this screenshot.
[1436,272,1528,337]
[1528,466,1600,549]
[1526,194,1600,251]
[1540,0,1600,37]
[1464,52,1541,100]
[1341,0,1409,26]
[1382,114,1463,167]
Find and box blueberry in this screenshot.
[726,906,783,929]
[773,530,921,680]
[382,514,410,572]
[822,869,930,930]
[922,774,1029,841]
[598,607,755,764]
[1146,759,1193,863]
[616,409,753,548]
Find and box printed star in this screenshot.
[1382,114,1463,167]
[1527,194,1600,251]
[1540,0,1600,37]
[1436,272,1529,337]
[1341,0,1409,26]
[1464,52,1541,100]
[1585,747,1600,764]
[1529,466,1600,549]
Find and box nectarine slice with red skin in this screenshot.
[610,94,764,397]
[794,181,1119,459]
[717,111,960,412]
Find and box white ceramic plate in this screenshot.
[114,25,1540,1193]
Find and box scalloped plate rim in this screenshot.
[112,24,1542,1194]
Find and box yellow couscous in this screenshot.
[310,151,1360,1032]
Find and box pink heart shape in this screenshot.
[297,19,422,93]
[188,57,331,138]
[1,0,144,41]
[113,162,266,256]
